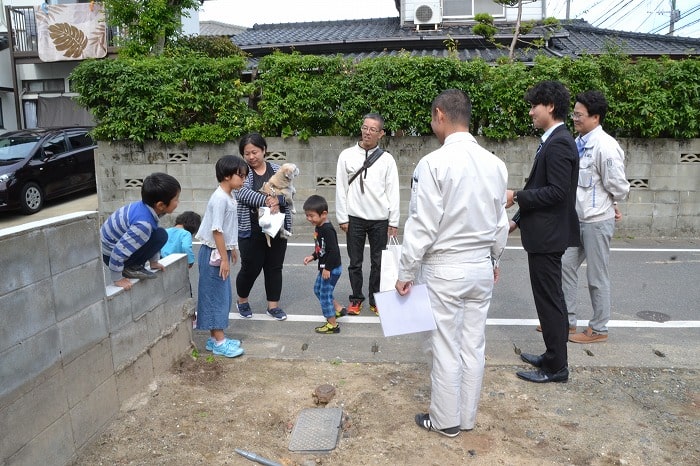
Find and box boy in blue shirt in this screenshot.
[161,211,202,267]
[101,172,181,290]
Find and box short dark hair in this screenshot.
[238,132,267,156]
[363,113,385,130]
[432,89,471,126]
[576,90,608,123]
[215,155,248,182]
[303,194,329,215]
[525,80,571,122]
[141,172,181,207]
[175,211,202,235]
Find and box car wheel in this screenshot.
[20,182,44,214]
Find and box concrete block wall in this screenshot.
[95,136,700,239]
[0,213,193,466]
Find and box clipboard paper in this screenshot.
[374,284,437,337]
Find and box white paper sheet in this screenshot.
[374,284,436,337]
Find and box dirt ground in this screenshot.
[73,352,699,466]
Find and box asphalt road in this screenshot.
[3,192,699,370]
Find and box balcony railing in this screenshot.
[8,6,121,56]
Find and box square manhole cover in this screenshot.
[288,407,343,452]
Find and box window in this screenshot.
[42,134,68,157]
[68,132,93,150]
[21,79,66,94]
[443,0,504,18]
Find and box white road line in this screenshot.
[229,314,700,328]
[196,241,700,253]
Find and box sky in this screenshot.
[199,0,700,38]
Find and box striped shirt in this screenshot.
[235,162,293,238]
[100,201,160,282]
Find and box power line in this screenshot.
[648,3,700,34]
[593,0,637,28]
[632,0,666,32]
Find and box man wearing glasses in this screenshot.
[336,113,400,316]
[564,90,630,344]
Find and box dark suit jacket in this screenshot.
[515,124,581,253]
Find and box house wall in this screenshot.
[95,136,700,239]
[403,0,544,23]
[0,212,194,466]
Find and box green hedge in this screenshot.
[70,52,700,143]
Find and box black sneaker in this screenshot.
[414,413,460,438]
[122,265,156,280]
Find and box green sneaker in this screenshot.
[315,323,340,334]
[335,307,347,318]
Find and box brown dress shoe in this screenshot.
[536,325,576,334]
[568,327,608,344]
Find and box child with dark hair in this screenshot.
[195,155,249,358]
[161,211,202,267]
[302,194,346,334]
[101,172,181,290]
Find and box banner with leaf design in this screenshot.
[35,3,107,62]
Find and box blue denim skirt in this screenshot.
[196,245,232,330]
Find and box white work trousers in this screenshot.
[419,257,494,431]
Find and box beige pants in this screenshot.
[419,257,494,430]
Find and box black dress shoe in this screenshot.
[520,352,543,368]
[516,367,569,383]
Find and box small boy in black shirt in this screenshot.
[303,195,346,334]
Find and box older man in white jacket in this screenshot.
[336,113,400,316]
[396,89,508,437]
[564,90,630,344]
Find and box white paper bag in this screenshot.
[258,206,286,237]
[380,236,401,292]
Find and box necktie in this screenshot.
[576,137,585,157]
[535,142,543,158]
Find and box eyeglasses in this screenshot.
[570,112,589,120]
[361,125,382,134]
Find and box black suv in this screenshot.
[0,127,97,214]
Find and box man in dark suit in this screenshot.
[506,80,580,383]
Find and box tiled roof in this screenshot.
[233,17,700,62]
[199,20,247,37]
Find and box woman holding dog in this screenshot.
[234,133,291,321]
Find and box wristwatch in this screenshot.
[513,192,518,203]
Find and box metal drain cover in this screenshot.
[636,311,671,322]
[288,407,343,452]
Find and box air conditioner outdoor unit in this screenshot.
[414,2,442,25]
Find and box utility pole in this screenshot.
[668,0,680,36]
[566,0,571,20]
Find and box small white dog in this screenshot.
[259,163,299,214]
[258,163,299,244]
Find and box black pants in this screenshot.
[346,215,388,306]
[236,231,287,303]
[103,227,168,269]
[527,251,569,373]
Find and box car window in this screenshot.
[0,136,41,164]
[42,134,68,157]
[67,132,94,150]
